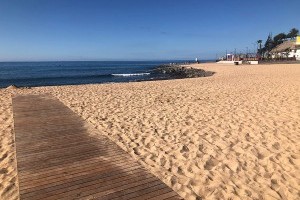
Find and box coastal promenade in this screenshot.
[12,95,182,200]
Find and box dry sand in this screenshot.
[1,63,300,200]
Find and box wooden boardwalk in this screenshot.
[13,95,182,200]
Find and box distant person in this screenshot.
[195,58,199,64]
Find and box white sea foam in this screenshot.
[112,73,150,77]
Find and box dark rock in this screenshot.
[151,64,215,79]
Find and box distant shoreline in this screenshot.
[2,64,215,89]
[0,61,215,89]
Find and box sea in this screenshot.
[0,60,209,88]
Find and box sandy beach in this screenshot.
[1,63,299,200]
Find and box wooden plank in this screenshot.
[21,165,143,194]
[19,159,141,190]
[22,169,153,200]
[21,167,145,197]
[18,154,132,178]
[101,183,166,200]
[17,150,128,172]
[19,157,139,185]
[13,95,182,200]
[19,154,130,180]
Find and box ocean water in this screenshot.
[0,61,194,88]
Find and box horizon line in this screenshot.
[0,59,215,63]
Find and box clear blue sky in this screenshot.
[0,0,299,61]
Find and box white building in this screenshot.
[270,40,300,60]
[297,36,300,60]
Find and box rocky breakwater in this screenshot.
[151,64,215,79]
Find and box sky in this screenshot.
[0,0,299,61]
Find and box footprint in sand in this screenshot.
[270,179,280,191]
[132,147,140,155]
[160,156,167,166]
[256,148,269,160]
[198,144,204,152]
[0,168,8,174]
[204,157,219,170]
[180,145,189,153]
[257,152,265,160]
[272,142,280,150]
[170,176,177,186]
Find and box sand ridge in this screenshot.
[1,63,300,199]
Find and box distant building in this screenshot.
[226,54,234,61]
[270,39,300,60]
[296,36,300,60]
